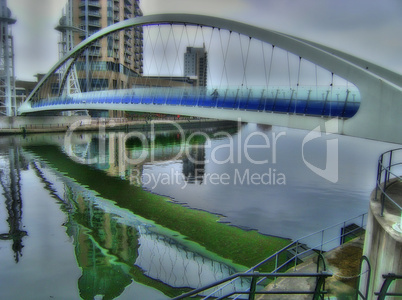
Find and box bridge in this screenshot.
[18,14,402,144]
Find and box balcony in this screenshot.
[124,5,132,13]
[134,46,142,54]
[87,49,101,57]
[79,29,99,38]
[124,31,132,39]
[79,1,101,9]
[80,20,101,28]
[90,41,101,48]
[79,11,101,18]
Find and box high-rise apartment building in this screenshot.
[57,0,143,93]
[184,46,207,87]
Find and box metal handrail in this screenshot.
[172,272,332,300]
[317,253,327,273]
[375,148,402,232]
[375,273,402,299]
[254,213,366,270]
[355,255,371,300]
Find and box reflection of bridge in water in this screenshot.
[30,158,249,299]
[18,14,402,143]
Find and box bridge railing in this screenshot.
[28,85,361,118]
[375,148,402,233]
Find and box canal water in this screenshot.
[0,120,399,299]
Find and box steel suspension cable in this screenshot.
[184,24,191,47]
[330,72,334,116]
[144,25,158,86]
[267,45,275,89]
[156,25,167,82]
[295,56,302,113]
[154,25,164,86]
[261,42,268,88]
[218,29,232,88]
[185,24,200,47]
[160,24,173,78]
[239,34,251,87]
[206,27,215,88]
[297,56,302,88]
[200,25,215,88]
[287,52,292,88]
[171,24,186,78]
[315,64,318,101]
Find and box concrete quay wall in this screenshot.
[0,116,91,132]
[0,116,236,135]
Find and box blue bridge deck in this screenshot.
[30,86,361,118]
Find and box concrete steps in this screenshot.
[257,237,364,300]
[286,243,315,265]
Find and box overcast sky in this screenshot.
[7,0,402,81]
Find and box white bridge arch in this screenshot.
[19,14,402,144]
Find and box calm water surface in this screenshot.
[0,121,399,299]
